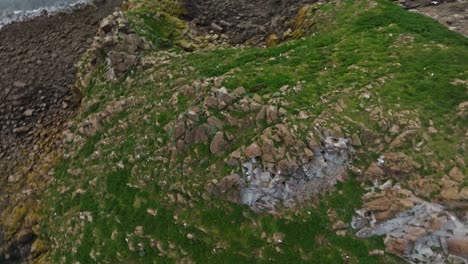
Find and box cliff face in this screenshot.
[1,0,467,263]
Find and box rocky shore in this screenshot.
[0,0,122,262]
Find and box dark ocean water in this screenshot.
[0,0,93,28]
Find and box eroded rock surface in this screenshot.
[239,137,351,212]
[353,182,468,263]
[184,0,315,44]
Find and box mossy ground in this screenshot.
[39,0,467,263]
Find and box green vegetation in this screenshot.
[40,0,467,263]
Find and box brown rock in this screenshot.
[205,96,218,109]
[441,175,458,188]
[266,105,279,124]
[180,84,195,97]
[303,147,315,159]
[384,152,421,176]
[266,34,280,47]
[410,178,440,198]
[245,143,262,158]
[448,167,465,182]
[447,239,468,257]
[440,187,461,201]
[30,239,49,257]
[405,226,427,241]
[260,137,275,163]
[192,125,210,144]
[256,107,266,123]
[389,124,400,134]
[352,133,362,146]
[210,132,227,155]
[390,130,417,148]
[364,162,385,180]
[332,220,347,230]
[207,116,225,130]
[173,121,185,139]
[210,174,243,203]
[232,87,246,97]
[364,197,392,211]
[460,187,468,199]
[385,237,409,256]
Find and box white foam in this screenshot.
[0,0,95,29]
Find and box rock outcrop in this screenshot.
[353,182,468,263]
[183,0,317,45]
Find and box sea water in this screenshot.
[0,0,94,28]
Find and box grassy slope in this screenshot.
[39,0,467,263]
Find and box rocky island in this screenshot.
[0,0,466,263]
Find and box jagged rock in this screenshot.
[351,133,362,146]
[266,34,280,47]
[207,116,224,130]
[364,152,421,180]
[180,84,196,97]
[369,107,382,121]
[383,152,421,175]
[364,162,385,180]
[265,106,278,124]
[204,96,218,109]
[256,107,266,123]
[208,174,243,204]
[353,184,468,263]
[232,87,246,97]
[407,178,440,198]
[260,137,275,163]
[173,121,186,139]
[440,187,462,200]
[100,18,113,33]
[389,124,400,134]
[460,188,468,199]
[210,132,227,155]
[30,239,49,258]
[78,98,134,136]
[218,136,352,212]
[191,124,210,144]
[3,204,28,238]
[448,167,465,182]
[245,143,262,158]
[390,130,417,148]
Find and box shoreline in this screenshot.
[0,0,123,262]
[0,0,96,30]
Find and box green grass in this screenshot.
[40,0,467,263]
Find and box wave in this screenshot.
[0,0,95,29]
